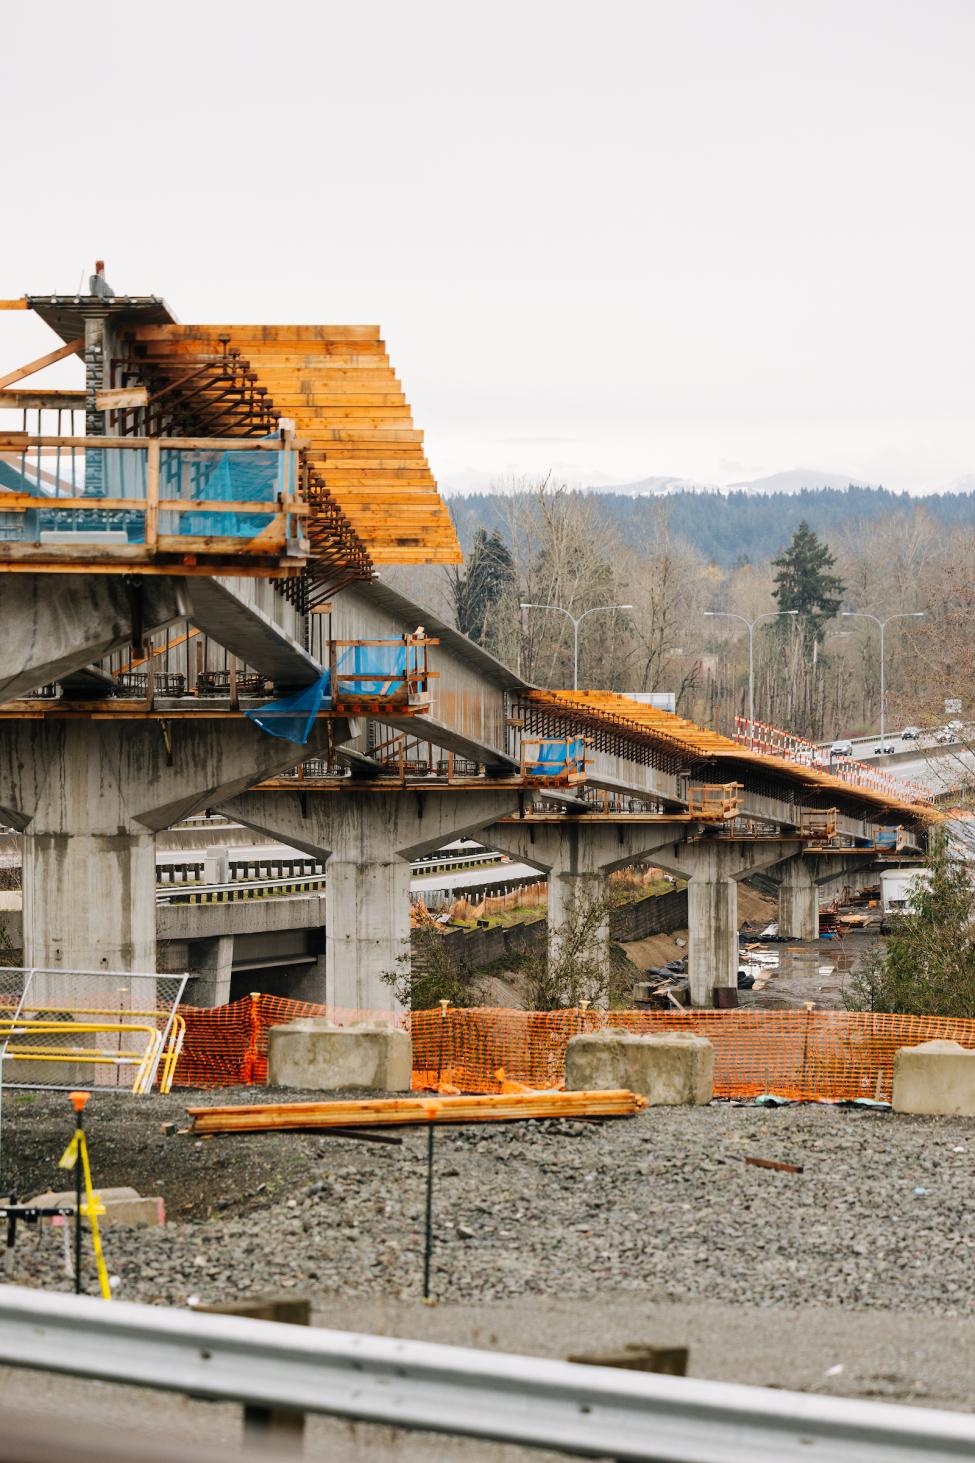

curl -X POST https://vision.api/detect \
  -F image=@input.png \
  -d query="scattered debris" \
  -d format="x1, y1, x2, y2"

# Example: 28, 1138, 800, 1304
568, 1344, 689, 1376
745, 1156, 804, 1174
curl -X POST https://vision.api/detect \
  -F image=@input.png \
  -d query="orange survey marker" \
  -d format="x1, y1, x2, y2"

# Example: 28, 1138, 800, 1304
59, 1091, 111, 1301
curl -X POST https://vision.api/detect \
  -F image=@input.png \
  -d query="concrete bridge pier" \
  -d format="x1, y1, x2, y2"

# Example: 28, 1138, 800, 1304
657, 839, 803, 1007
774, 853, 877, 940
223, 789, 522, 1012
0, 718, 343, 977
486, 820, 688, 994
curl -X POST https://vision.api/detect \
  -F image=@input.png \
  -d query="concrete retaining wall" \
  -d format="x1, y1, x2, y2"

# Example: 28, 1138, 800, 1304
420, 886, 689, 976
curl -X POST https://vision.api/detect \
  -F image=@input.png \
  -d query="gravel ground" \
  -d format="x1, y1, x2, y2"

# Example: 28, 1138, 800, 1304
3, 1089, 975, 1317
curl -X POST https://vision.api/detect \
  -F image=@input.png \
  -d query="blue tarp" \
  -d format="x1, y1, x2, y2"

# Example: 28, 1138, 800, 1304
161, 448, 279, 538
527, 737, 584, 776
243, 674, 331, 744
337, 642, 407, 695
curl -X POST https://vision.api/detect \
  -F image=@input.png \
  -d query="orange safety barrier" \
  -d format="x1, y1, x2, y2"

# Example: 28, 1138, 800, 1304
174, 997, 975, 1102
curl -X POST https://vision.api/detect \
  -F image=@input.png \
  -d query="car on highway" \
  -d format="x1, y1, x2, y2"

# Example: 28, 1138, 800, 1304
936, 726, 955, 744
874, 738, 895, 755
829, 739, 854, 759
901, 726, 921, 740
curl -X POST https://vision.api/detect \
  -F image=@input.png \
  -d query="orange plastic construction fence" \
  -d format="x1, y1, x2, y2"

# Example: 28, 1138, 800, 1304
174, 996, 975, 1102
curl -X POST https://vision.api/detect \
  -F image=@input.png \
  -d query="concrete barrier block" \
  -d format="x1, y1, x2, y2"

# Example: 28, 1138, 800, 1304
267, 1019, 412, 1093
892, 1039, 975, 1116
30, 1185, 165, 1227
566, 1029, 713, 1105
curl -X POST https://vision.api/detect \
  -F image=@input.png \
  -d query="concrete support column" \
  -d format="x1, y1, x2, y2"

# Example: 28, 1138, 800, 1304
326, 857, 412, 1011
658, 838, 804, 1008
547, 867, 611, 985
223, 789, 522, 1013
22, 830, 156, 973
486, 820, 687, 995
188, 935, 235, 1007
776, 855, 820, 941
773, 853, 878, 942
686, 874, 738, 1006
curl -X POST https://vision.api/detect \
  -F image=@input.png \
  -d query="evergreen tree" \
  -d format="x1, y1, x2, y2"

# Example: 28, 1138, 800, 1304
845, 838, 975, 1017
771, 520, 844, 642
451, 528, 516, 651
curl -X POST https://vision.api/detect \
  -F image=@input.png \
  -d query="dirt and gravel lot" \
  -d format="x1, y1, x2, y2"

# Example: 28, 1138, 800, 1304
3, 1087, 974, 1318
4, 1088, 975, 1455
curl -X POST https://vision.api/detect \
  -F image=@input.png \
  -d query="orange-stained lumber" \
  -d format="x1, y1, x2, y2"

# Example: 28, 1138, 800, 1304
128, 323, 461, 565
187, 1089, 647, 1132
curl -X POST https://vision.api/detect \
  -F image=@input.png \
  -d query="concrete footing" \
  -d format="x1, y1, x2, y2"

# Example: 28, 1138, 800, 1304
892, 1039, 975, 1116
30, 1185, 165, 1227
267, 1018, 412, 1092
565, 1029, 713, 1104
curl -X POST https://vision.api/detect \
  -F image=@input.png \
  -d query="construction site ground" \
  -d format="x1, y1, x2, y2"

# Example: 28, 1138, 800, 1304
2, 1086, 975, 1458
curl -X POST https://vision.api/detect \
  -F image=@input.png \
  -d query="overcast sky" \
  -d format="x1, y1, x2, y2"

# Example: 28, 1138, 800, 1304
4, 0, 974, 492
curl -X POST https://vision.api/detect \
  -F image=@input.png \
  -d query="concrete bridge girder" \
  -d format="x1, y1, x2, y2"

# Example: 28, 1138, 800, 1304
0, 717, 349, 975
0, 575, 190, 705
221, 789, 523, 1012
186, 577, 322, 689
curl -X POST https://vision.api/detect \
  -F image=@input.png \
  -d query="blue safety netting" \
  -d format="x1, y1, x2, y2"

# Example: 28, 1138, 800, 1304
527, 737, 584, 776
243, 674, 332, 744
336, 642, 408, 695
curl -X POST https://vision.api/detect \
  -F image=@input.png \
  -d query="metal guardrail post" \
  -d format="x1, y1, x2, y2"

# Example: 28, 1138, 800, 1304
197, 1295, 309, 1452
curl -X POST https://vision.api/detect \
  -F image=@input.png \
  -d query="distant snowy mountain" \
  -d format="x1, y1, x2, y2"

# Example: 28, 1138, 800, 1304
585, 466, 872, 497
726, 467, 871, 494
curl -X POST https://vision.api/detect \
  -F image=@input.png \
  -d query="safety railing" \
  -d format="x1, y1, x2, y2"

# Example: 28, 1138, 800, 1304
0, 969, 188, 1094
734, 716, 934, 805
0, 434, 306, 572
0, 1011, 185, 1094
687, 782, 742, 820
520, 736, 588, 786
800, 807, 837, 841
325, 637, 436, 711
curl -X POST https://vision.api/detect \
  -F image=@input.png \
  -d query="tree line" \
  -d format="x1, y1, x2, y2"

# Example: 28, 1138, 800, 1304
425, 480, 971, 743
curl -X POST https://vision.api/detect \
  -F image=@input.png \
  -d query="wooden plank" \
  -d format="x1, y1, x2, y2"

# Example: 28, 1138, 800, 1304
0, 391, 86, 409
95, 386, 149, 410
0, 436, 287, 450
0, 300, 28, 310
157, 499, 309, 515
186, 1089, 647, 1133
0, 337, 84, 390
0, 495, 146, 510
145, 439, 159, 549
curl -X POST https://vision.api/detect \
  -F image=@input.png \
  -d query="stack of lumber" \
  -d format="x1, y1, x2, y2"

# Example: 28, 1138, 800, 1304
187, 1090, 647, 1134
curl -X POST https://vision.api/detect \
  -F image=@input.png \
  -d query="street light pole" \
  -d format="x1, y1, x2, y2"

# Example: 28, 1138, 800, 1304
841, 611, 926, 749
519, 602, 634, 690
703, 610, 799, 734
